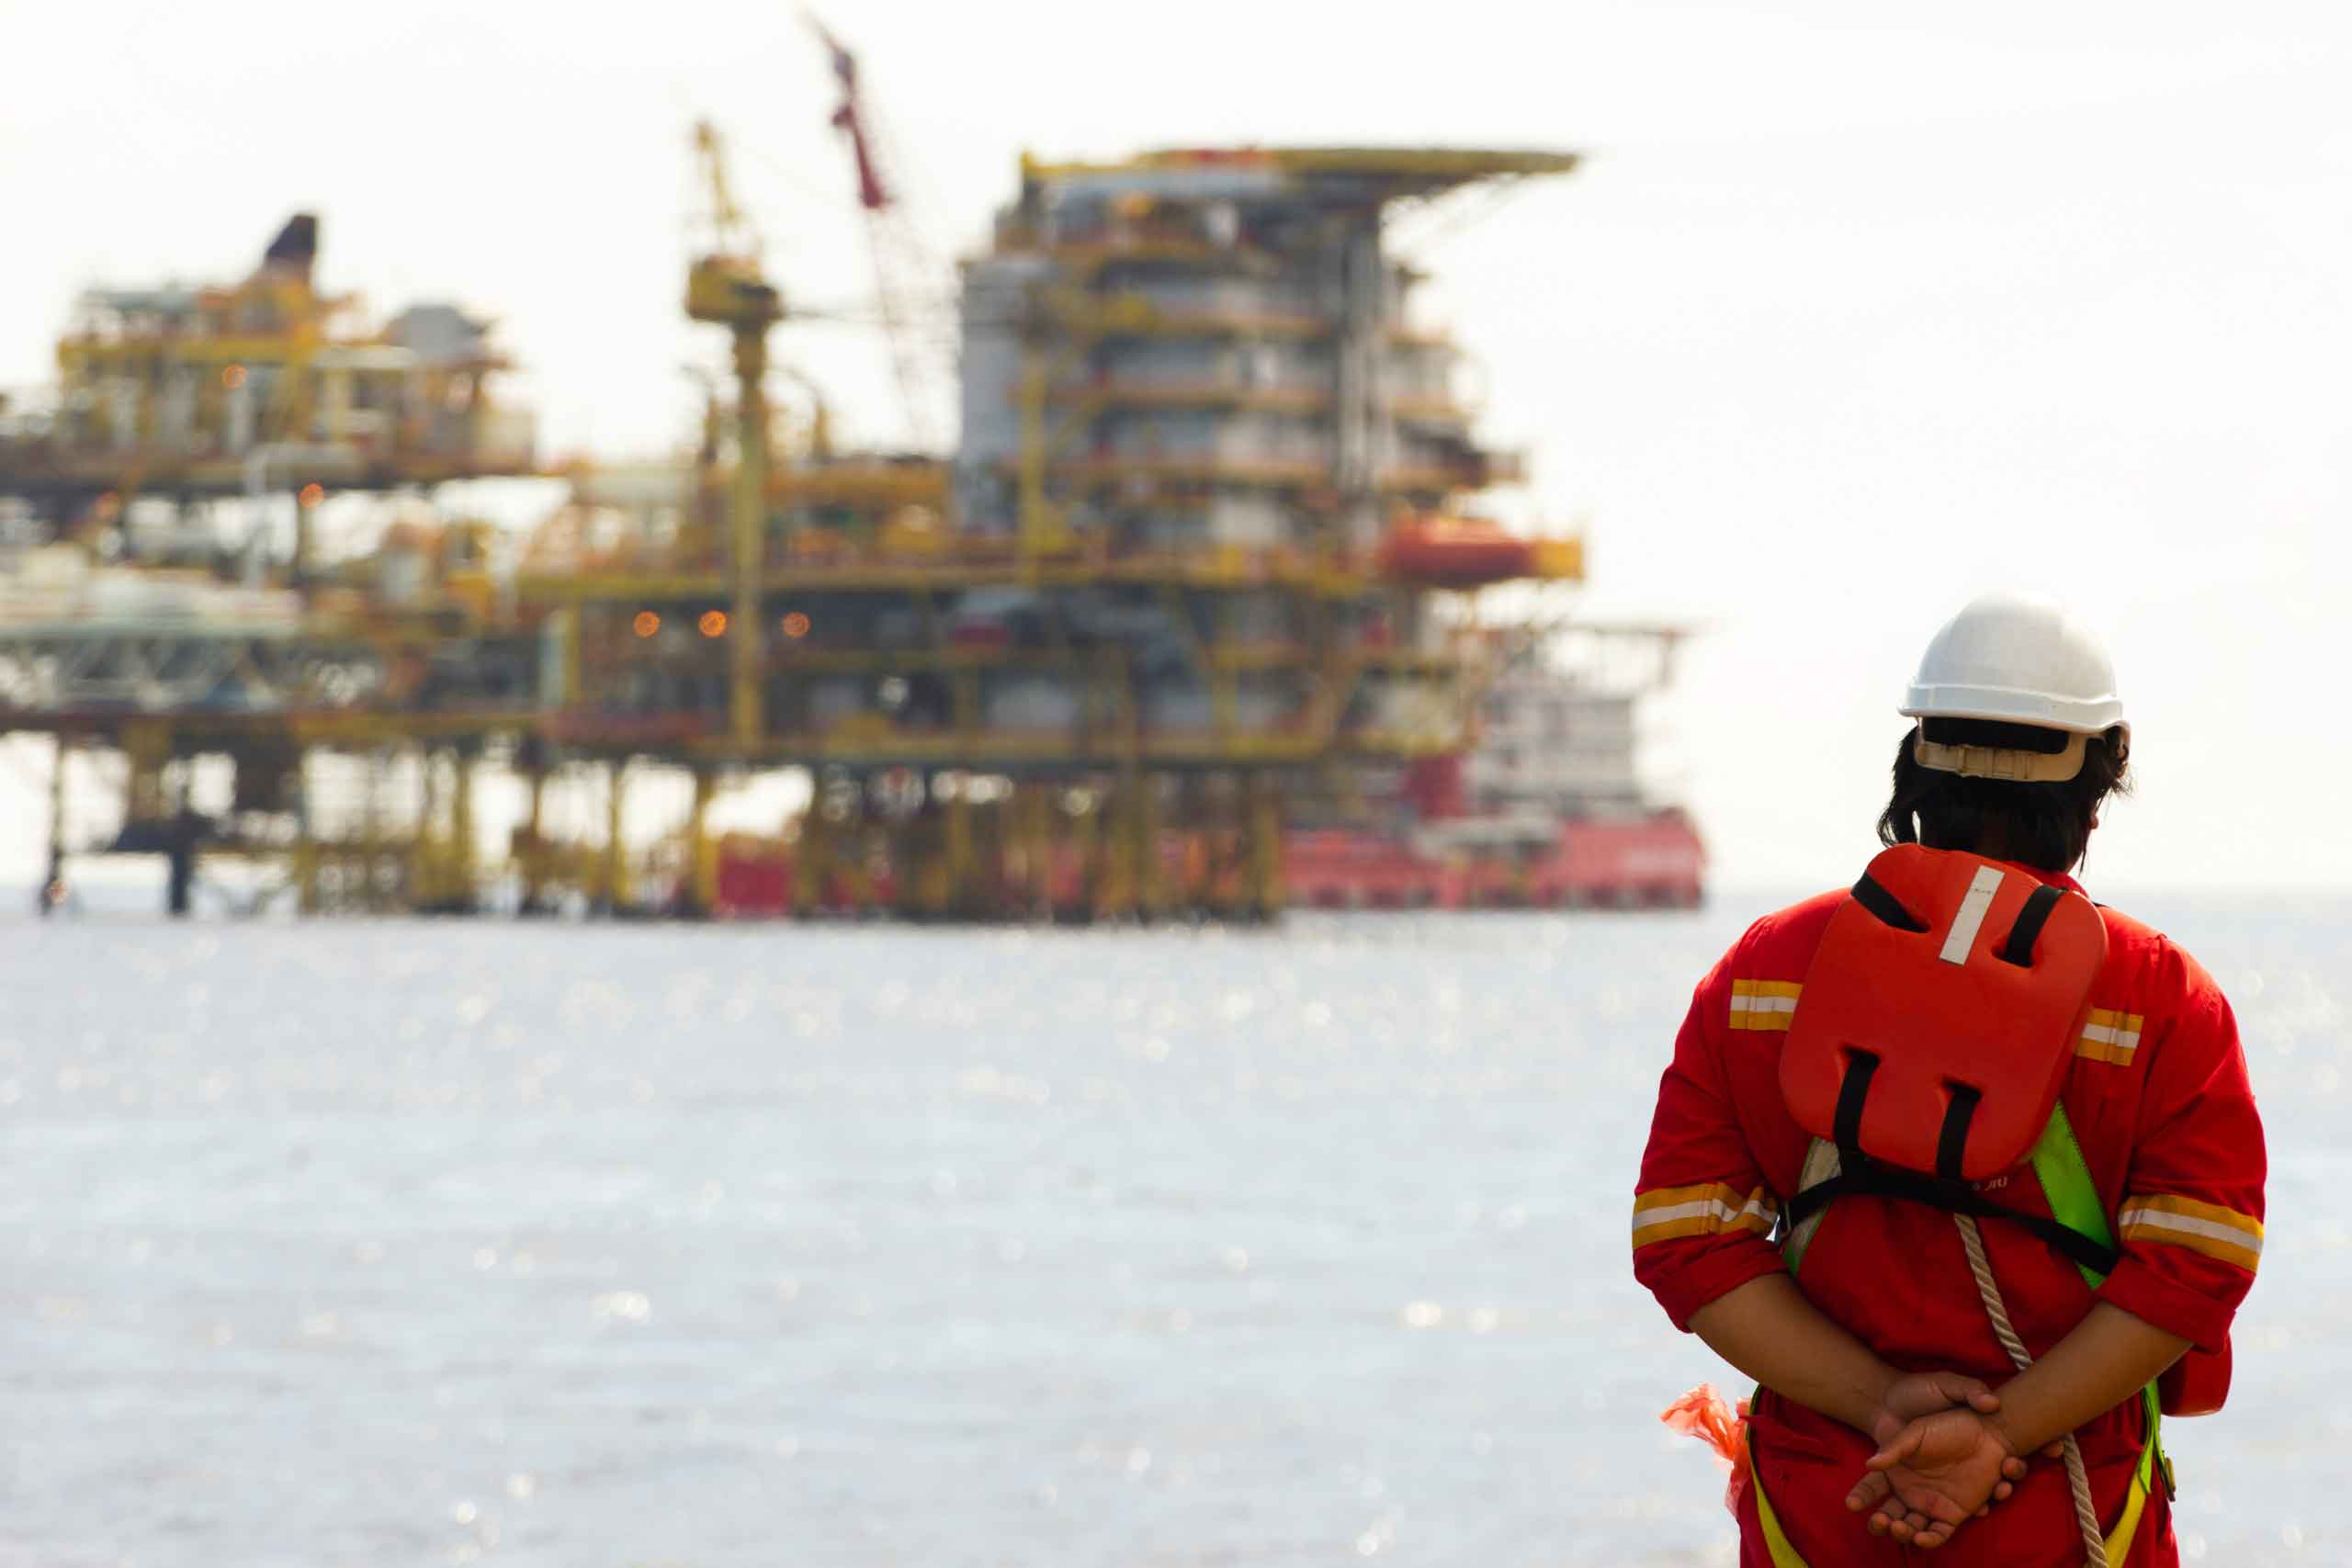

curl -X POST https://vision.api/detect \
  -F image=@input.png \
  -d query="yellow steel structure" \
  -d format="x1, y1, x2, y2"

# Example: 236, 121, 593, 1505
0, 214, 537, 530
685, 120, 784, 748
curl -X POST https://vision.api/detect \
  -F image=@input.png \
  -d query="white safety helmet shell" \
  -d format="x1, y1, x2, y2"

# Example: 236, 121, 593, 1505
1900, 592, 2128, 745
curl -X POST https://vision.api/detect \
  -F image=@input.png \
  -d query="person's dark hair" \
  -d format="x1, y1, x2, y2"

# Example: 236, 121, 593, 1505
1876, 717, 2131, 872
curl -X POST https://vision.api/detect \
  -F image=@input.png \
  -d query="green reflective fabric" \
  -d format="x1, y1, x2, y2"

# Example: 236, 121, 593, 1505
2027, 1101, 2114, 1288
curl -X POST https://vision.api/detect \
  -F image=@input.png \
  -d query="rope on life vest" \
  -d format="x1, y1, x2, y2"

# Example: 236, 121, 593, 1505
1952, 1212, 2109, 1568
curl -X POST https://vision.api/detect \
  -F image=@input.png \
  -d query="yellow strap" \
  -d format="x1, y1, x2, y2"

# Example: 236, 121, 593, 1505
1743, 1387, 2161, 1568
2102, 1385, 2163, 1563
1747, 1444, 1811, 1568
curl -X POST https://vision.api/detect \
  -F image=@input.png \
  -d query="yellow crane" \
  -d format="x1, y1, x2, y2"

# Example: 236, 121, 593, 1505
685, 118, 782, 748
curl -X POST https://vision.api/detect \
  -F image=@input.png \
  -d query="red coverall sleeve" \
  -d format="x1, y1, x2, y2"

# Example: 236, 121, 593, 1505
1632, 950, 1788, 1330
2097, 946, 2267, 1353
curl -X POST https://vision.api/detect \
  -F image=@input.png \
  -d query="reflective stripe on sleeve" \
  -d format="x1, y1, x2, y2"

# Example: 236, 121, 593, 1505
1729, 979, 1803, 1032
2075, 1008, 2145, 1066
1632, 1181, 1780, 1252
2119, 1192, 2263, 1273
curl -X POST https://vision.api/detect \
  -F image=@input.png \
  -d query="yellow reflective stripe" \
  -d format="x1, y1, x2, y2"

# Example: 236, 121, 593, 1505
2104, 1383, 2163, 1563
2106, 1447, 2151, 1562
1631, 1182, 1779, 1252
1747, 1446, 1809, 1568
1730, 979, 1803, 1032
1733, 979, 1804, 998
2076, 1007, 2145, 1065
2120, 1193, 2264, 1273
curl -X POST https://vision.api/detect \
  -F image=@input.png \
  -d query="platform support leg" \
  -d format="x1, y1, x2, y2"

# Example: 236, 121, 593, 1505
450, 750, 477, 913
1245, 771, 1284, 922
688, 767, 718, 916
603, 760, 630, 916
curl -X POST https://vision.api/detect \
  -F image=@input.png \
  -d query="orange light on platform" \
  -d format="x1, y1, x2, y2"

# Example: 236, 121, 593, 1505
632, 611, 661, 637
697, 610, 728, 637
298, 483, 325, 507
221, 364, 247, 390
781, 612, 810, 639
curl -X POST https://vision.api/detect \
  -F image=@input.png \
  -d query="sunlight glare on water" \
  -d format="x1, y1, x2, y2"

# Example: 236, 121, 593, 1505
1, 894, 2344, 1564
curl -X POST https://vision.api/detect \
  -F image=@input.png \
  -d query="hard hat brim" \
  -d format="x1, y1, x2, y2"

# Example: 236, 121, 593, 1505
1900, 682, 2127, 739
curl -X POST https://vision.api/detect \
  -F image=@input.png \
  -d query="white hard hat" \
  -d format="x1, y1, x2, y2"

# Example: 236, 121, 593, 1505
1900, 593, 2128, 781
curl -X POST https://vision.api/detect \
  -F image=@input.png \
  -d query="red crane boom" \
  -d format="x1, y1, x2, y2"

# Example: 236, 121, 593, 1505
808, 16, 942, 450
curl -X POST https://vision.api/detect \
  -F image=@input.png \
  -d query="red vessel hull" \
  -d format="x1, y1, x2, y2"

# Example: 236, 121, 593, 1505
1284, 812, 1706, 911
709, 810, 1705, 919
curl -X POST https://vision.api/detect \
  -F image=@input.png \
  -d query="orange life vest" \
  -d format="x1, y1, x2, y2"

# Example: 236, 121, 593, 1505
1782, 844, 2106, 1182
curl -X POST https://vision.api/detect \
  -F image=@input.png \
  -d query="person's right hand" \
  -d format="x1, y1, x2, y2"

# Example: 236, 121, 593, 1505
1849, 1408, 2022, 1551
1842, 1372, 2031, 1538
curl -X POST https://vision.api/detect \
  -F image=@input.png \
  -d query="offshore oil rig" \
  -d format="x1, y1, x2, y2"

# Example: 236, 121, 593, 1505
0, 47, 1702, 920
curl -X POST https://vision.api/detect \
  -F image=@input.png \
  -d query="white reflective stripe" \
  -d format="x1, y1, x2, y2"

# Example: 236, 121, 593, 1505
2121, 1207, 2265, 1259
1939, 865, 2005, 964
1732, 995, 1798, 1014
2080, 1021, 2142, 1048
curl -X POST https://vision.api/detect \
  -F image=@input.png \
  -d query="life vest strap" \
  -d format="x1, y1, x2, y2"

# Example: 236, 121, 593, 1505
1847, 870, 1927, 933
1781, 1156, 2121, 1278
1795, 1045, 2120, 1276
1997, 883, 2066, 967
1830, 1050, 1879, 1153
1935, 1085, 1984, 1183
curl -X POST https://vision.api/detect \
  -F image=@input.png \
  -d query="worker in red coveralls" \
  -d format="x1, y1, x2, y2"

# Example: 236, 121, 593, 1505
1633, 594, 2264, 1565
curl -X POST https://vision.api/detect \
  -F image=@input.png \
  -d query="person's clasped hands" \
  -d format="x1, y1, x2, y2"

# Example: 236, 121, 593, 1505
1838, 1371, 2061, 1551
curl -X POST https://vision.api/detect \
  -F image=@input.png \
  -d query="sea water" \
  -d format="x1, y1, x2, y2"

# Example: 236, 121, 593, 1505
3, 894, 2344, 1565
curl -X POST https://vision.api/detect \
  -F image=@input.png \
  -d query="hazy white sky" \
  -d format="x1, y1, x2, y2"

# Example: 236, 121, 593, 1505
4, 0, 2345, 892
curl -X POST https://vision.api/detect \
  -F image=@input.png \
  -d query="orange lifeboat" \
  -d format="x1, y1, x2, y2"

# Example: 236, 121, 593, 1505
1375, 516, 1536, 587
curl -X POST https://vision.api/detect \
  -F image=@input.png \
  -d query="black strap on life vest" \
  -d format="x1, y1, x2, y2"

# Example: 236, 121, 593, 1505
1781, 1052, 2121, 1278
1997, 884, 2064, 967
1936, 1085, 1984, 1180
1849, 871, 1928, 933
